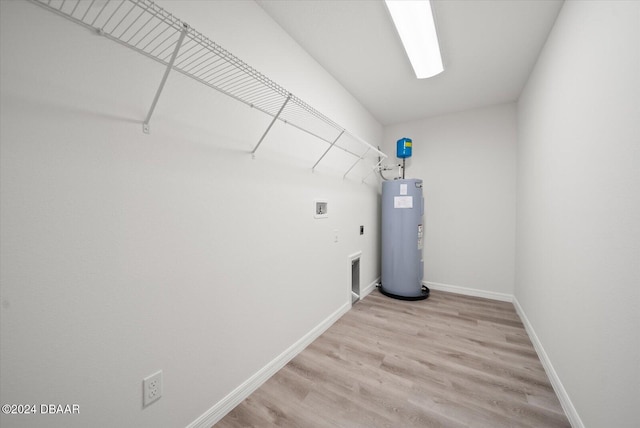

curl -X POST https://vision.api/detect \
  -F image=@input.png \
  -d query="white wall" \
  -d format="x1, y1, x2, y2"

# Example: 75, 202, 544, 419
383, 103, 517, 298
0, 1, 383, 427
516, 1, 640, 427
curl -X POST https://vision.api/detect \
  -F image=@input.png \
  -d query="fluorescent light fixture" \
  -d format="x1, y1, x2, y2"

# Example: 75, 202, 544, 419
385, 0, 444, 79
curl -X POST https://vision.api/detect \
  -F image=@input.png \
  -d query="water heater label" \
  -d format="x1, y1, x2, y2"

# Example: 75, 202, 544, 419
418, 224, 424, 250
394, 196, 413, 209
399, 183, 408, 195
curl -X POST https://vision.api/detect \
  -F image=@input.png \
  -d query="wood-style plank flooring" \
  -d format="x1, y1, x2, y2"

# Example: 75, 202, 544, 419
215, 290, 570, 427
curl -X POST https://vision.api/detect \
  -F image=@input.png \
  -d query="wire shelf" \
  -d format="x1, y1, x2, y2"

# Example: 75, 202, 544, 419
29, 0, 387, 181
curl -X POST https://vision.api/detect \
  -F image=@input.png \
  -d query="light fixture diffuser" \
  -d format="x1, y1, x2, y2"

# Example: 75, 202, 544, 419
385, 0, 444, 79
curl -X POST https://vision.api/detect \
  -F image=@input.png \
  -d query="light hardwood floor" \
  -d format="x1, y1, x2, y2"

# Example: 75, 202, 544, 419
215, 290, 570, 427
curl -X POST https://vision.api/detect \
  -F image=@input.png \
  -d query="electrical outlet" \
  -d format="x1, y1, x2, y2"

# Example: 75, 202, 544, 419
143, 370, 162, 407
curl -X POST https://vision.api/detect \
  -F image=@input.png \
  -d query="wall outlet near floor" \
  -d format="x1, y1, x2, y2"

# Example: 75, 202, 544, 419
143, 370, 162, 407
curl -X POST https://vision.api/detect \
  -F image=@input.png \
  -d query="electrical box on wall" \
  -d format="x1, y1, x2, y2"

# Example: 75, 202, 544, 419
314, 200, 328, 218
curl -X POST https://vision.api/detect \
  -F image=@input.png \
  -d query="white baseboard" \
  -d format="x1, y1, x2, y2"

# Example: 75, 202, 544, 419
359, 277, 380, 300
512, 298, 584, 428
425, 281, 582, 426
187, 283, 582, 428
186, 301, 351, 428
424, 281, 513, 302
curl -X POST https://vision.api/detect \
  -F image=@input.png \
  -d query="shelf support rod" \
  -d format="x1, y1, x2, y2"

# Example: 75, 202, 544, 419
143, 23, 189, 134
251, 94, 291, 157
343, 147, 371, 180
312, 130, 345, 172
361, 158, 384, 183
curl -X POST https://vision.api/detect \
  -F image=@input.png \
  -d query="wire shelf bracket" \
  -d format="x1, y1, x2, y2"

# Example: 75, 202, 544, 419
343, 147, 371, 180
143, 22, 188, 134
312, 130, 345, 172
27, 0, 388, 181
251, 93, 291, 158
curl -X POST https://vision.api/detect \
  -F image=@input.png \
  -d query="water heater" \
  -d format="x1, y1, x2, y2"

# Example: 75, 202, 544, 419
380, 178, 428, 300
